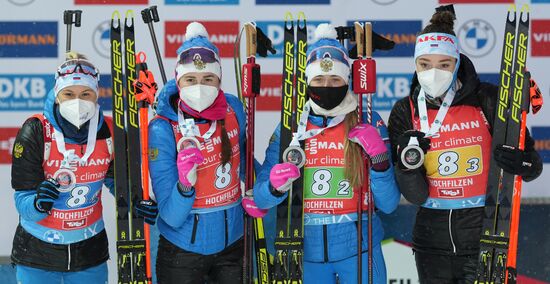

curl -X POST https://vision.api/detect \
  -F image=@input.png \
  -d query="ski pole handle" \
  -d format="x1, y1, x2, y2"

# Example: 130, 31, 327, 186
242, 23, 261, 99
63, 10, 82, 52
141, 6, 167, 84
63, 10, 82, 26
141, 5, 159, 23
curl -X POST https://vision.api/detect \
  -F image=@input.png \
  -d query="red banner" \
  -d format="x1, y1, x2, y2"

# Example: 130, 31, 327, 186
532, 20, 550, 57
0, 128, 20, 164
257, 74, 282, 111
165, 21, 239, 58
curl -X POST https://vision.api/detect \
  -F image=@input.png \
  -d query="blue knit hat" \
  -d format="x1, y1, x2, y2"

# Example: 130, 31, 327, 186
175, 22, 222, 83
306, 23, 350, 84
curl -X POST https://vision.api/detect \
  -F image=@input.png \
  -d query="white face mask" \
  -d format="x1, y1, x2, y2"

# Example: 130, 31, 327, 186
417, 68, 454, 98
179, 84, 219, 112
58, 99, 97, 129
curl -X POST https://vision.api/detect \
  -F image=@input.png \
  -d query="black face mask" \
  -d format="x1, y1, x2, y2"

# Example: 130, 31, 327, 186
307, 85, 349, 110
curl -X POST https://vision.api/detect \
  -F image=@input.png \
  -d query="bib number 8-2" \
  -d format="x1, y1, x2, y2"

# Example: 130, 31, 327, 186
311, 169, 351, 196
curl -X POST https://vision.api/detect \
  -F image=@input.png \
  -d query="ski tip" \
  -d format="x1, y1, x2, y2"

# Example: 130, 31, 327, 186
125, 9, 135, 19
244, 21, 257, 29
519, 4, 529, 14
506, 4, 517, 22
297, 11, 306, 21
284, 12, 294, 22
111, 10, 121, 21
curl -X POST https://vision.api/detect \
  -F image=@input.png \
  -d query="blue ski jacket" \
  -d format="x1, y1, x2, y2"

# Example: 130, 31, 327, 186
148, 79, 247, 255
253, 110, 400, 263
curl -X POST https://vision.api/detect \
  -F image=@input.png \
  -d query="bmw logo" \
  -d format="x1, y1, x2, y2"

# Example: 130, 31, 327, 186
92, 20, 111, 59
458, 19, 496, 58
44, 230, 64, 244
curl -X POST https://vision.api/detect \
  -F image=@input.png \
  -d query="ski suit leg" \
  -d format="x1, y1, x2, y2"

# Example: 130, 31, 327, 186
334, 244, 386, 284
451, 253, 477, 284
414, 251, 454, 283
16, 265, 62, 284
63, 262, 108, 284
156, 235, 211, 284
209, 239, 243, 284
303, 261, 336, 284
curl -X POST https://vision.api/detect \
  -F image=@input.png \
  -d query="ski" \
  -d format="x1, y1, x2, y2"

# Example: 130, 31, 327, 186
289, 12, 307, 284
124, 10, 149, 284
111, 10, 148, 284
111, 11, 132, 284
273, 12, 307, 284
273, 12, 296, 283
476, 5, 530, 284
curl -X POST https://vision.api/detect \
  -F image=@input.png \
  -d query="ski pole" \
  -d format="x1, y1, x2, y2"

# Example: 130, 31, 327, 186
234, 25, 244, 103
133, 51, 158, 284
505, 71, 543, 284
364, 22, 375, 284
63, 10, 82, 52
141, 6, 167, 85
352, 21, 377, 284
241, 22, 261, 284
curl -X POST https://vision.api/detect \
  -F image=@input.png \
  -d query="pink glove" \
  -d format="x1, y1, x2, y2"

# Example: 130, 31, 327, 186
269, 162, 300, 193
177, 148, 205, 187
348, 124, 389, 171
242, 190, 268, 218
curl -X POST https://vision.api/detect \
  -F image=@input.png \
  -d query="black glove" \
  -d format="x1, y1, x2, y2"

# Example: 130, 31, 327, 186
494, 144, 534, 176
348, 31, 396, 59
256, 26, 276, 58
34, 179, 60, 214
397, 131, 431, 169
135, 199, 158, 225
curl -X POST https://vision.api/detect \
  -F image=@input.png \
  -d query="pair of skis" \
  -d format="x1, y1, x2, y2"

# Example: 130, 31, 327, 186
476, 4, 542, 284
273, 12, 307, 284
110, 10, 153, 284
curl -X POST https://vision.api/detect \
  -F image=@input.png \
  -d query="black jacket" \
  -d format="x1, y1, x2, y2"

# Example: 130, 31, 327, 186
387, 54, 543, 255
10, 116, 113, 271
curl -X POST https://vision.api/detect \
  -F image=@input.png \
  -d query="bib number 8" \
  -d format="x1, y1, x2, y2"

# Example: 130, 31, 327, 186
67, 186, 89, 207
311, 169, 350, 197
438, 151, 459, 176
215, 163, 232, 189
312, 169, 332, 195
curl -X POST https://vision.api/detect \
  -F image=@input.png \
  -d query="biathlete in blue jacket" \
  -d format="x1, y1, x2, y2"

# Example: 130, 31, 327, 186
147, 22, 248, 283
253, 24, 401, 284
